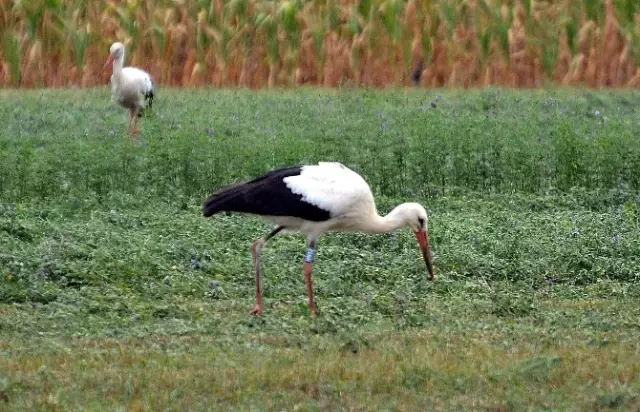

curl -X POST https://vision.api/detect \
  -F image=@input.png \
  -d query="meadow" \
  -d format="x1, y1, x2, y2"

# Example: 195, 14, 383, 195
1, 87, 640, 410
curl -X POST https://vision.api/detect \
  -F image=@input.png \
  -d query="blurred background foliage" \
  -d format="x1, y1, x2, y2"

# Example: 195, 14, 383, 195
0, 0, 639, 88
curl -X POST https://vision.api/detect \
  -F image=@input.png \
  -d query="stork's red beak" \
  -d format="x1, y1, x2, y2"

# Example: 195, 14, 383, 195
103, 53, 115, 70
415, 231, 435, 280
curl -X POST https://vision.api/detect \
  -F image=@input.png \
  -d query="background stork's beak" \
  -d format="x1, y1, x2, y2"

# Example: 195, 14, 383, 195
103, 53, 115, 70
414, 231, 435, 280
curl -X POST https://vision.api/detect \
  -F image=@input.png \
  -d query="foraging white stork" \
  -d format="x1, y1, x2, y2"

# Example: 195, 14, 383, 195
104, 42, 154, 136
202, 162, 435, 316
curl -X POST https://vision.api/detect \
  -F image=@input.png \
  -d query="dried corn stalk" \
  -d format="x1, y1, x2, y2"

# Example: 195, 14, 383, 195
0, 0, 639, 88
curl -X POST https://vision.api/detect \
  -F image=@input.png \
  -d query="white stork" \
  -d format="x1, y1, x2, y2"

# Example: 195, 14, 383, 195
202, 162, 435, 316
104, 42, 154, 136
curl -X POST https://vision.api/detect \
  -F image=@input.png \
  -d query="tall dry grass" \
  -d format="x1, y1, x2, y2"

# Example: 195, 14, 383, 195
1, 0, 639, 88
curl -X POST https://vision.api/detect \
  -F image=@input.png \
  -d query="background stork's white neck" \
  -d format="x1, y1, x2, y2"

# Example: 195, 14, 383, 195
111, 53, 125, 78
358, 203, 413, 234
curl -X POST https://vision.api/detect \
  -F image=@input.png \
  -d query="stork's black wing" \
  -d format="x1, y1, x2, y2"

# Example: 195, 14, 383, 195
202, 165, 332, 222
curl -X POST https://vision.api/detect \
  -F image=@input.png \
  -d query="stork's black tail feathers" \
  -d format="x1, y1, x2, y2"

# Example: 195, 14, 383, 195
138, 90, 155, 118
146, 90, 154, 109
202, 185, 245, 217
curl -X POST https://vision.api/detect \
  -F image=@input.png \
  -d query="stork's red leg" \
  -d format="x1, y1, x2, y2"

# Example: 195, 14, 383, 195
248, 226, 284, 316
304, 263, 316, 316
304, 241, 317, 316
127, 111, 133, 134
132, 109, 140, 136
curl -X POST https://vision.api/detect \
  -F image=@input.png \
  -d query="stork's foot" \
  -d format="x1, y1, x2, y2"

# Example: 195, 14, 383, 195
132, 128, 139, 137
249, 304, 263, 316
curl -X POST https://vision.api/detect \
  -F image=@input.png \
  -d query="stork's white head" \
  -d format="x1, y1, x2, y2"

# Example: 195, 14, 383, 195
104, 42, 125, 69
109, 42, 125, 57
394, 202, 429, 232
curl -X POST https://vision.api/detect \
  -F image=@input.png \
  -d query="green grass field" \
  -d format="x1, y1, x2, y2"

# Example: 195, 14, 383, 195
1, 87, 640, 411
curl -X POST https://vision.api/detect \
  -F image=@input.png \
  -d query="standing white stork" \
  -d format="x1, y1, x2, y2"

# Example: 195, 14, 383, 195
202, 162, 435, 316
104, 42, 154, 136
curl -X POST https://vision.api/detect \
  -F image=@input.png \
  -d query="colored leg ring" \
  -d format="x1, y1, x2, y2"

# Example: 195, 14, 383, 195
304, 247, 315, 263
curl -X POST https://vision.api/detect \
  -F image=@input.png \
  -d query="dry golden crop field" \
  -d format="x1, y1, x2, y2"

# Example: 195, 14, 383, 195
1, 0, 639, 88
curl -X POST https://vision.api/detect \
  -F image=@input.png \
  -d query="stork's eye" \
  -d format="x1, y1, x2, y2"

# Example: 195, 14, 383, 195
418, 217, 425, 227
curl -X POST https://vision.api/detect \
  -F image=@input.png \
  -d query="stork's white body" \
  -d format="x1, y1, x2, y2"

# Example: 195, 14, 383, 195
110, 67, 153, 111
266, 162, 381, 236
105, 42, 154, 135
202, 161, 435, 316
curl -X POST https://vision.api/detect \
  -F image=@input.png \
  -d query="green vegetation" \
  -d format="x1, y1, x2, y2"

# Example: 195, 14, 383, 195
1, 88, 640, 410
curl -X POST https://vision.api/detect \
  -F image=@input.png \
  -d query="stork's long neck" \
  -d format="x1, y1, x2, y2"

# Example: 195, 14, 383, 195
111, 55, 124, 79
357, 204, 408, 234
